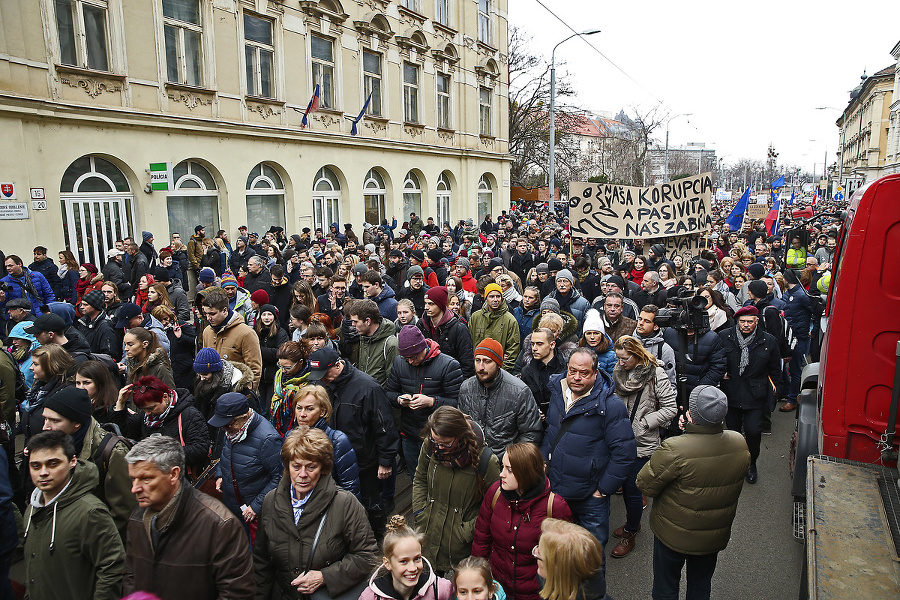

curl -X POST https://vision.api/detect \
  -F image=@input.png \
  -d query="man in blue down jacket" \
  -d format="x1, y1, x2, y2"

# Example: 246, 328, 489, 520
211, 393, 283, 536
385, 325, 463, 479
541, 346, 636, 569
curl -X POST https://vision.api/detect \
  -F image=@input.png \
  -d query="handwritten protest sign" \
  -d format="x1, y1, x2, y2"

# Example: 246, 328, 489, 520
747, 204, 769, 220
651, 233, 705, 263
569, 173, 713, 238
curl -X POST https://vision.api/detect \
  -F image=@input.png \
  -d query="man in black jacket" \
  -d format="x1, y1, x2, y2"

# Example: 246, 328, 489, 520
310, 346, 399, 537
719, 306, 782, 484
28, 246, 62, 299
417, 286, 474, 379
509, 238, 535, 283
396, 265, 429, 317
75, 290, 119, 358
521, 327, 565, 418
242, 255, 272, 296
632, 271, 668, 311
385, 325, 462, 479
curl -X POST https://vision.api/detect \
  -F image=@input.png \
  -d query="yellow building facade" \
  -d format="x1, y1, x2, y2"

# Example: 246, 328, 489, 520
0, 0, 510, 264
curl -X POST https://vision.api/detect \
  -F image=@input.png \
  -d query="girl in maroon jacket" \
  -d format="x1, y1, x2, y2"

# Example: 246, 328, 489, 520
471, 443, 572, 600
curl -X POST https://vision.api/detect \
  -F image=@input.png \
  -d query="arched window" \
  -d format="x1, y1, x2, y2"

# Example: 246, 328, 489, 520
246, 162, 286, 235
436, 172, 451, 226
60, 155, 133, 266
363, 168, 386, 227
477, 174, 493, 223
313, 166, 341, 233
402, 171, 422, 220
167, 160, 219, 243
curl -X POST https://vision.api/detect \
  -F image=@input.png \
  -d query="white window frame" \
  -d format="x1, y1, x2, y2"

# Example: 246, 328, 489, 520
403, 171, 422, 218
479, 86, 492, 136
311, 34, 336, 109
436, 172, 451, 225
403, 62, 420, 124
243, 12, 275, 98
163, 0, 203, 87
54, 0, 111, 71
477, 0, 491, 45
436, 72, 451, 129
364, 168, 387, 226
246, 162, 286, 233
435, 0, 450, 27
363, 49, 382, 117
313, 167, 341, 234
167, 160, 221, 244
401, 0, 420, 11
477, 174, 493, 223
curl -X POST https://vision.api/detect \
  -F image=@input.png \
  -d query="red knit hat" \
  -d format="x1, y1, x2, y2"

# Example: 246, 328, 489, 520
474, 338, 504, 365
425, 286, 449, 313
250, 289, 269, 306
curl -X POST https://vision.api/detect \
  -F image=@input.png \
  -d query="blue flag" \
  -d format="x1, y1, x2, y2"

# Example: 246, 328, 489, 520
787, 191, 795, 207
350, 92, 373, 136
771, 174, 785, 188
725, 187, 750, 230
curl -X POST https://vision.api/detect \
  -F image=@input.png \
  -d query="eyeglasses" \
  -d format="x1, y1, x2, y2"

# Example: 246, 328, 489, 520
430, 436, 457, 450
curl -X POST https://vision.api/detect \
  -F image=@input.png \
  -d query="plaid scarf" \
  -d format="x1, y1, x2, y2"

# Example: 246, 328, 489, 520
144, 391, 178, 429
735, 326, 757, 376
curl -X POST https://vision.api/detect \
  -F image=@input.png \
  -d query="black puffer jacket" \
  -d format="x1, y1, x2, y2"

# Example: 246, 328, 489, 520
324, 361, 399, 470
110, 388, 211, 471
662, 327, 727, 402
417, 311, 475, 379
384, 341, 463, 438
258, 326, 290, 386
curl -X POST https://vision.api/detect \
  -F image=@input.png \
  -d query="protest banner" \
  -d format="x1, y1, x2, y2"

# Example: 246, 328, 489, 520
568, 173, 713, 238
747, 203, 769, 220
650, 233, 705, 263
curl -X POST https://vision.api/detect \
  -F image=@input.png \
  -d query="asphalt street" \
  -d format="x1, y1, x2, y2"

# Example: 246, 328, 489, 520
605, 406, 805, 600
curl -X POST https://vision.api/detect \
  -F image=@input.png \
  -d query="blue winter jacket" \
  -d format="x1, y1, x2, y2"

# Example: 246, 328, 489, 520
782, 284, 812, 340
541, 371, 637, 500
316, 418, 361, 500
1, 269, 56, 315
374, 285, 398, 321
216, 411, 284, 516
58, 268, 80, 303
513, 305, 540, 341
597, 333, 617, 376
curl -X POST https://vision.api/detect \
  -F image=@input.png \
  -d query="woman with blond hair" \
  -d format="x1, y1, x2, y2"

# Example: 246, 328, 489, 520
608, 335, 677, 559
535, 519, 606, 600
290, 383, 360, 498
254, 426, 378, 600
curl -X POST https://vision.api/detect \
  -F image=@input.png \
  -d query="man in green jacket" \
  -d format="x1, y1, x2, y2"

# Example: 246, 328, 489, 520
468, 283, 520, 371
351, 299, 398, 386
637, 385, 750, 600
40, 387, 136, 538
23, 430, 125, 600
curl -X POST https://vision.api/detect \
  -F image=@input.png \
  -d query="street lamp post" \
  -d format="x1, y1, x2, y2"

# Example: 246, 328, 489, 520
664, 113, 692, 182
549, 29, 601, 213
816, 106, 847, 194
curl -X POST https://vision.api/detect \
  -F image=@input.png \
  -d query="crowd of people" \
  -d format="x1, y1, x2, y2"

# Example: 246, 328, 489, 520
0, 195, 843, 600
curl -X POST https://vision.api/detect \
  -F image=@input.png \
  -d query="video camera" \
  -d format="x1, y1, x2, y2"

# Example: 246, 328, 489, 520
655, 290, 709, 331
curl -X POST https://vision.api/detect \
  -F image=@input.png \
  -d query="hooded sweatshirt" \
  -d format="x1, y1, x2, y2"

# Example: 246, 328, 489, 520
24, 459, 125, 600
358, 558, 454, 600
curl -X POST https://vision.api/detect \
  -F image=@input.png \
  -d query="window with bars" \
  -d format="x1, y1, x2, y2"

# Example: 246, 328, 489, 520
477, 0, 491, 44
363, 50, 382, 117
479, 87, 492, 136
244, 13, 274, 98
311, 34, 335, 109
437, 73, 451, 129
55, 0, 110, 71
403, 63, 419, 124
435, 0, 449, 26
163, 0, 202, 86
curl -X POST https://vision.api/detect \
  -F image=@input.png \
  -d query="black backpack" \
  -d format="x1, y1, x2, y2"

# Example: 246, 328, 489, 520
92, 422, 137, 483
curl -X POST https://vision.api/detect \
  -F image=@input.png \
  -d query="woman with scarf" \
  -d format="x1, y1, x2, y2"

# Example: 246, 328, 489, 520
57, 250, 80, 303
141, 282, 172, 315
133, 274, 155, 308
75, 263, 104, 308
608, 335, 677, 558
256, 304, 290, 407
496, 274, 522, 312
268, 340, 310, 435
626, 255, 648, 285
471, 443, 571, 600
21, 344, 75, 442
7, 321, 39, 389
578, 309, 616, 375
112, 375, 210, 473
412, 406, 500, 574
697, 286, 734, 333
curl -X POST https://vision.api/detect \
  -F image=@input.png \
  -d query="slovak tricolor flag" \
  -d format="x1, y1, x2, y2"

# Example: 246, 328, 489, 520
765, 198, 781, 236
301, 84, 321, 128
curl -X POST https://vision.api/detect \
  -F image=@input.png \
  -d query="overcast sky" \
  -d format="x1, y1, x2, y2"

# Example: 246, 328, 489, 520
510, 0, 900, 178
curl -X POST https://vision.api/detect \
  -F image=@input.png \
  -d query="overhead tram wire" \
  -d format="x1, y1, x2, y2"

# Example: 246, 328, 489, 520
529, 0, 668, 109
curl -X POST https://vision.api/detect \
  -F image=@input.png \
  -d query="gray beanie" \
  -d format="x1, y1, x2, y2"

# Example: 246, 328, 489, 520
689, 385, 728, 427
555, 269, 575, 284
536, 263, 549, 274
406, 265, 424, 279
540, 297, 560, 314
353, 263, 369, 278
455, 257, 470, 271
